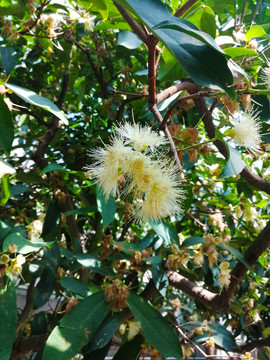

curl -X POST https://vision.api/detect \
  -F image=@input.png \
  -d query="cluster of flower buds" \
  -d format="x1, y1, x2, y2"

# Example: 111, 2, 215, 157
88, 122, 184, 222
0, 243, 26, 276
104, 279, 129, 311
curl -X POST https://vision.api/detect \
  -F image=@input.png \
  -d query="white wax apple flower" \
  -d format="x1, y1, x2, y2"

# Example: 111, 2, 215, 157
115, 122, 166, 152
228, 109, 262, 154
88, 138, 129, 199
260, 62, 270, 89
137, 167, 183, 221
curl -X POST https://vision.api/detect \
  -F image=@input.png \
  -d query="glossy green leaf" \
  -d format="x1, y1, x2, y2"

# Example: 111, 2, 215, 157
223, 47, 258, 59
149, 219, 179, 246
194, 322, 237, 352
96, 186, 116, 228
91, 0, 107, 11
66, 206, 97, 216
126, 292, 182, 359
41, 200, 61, 240
0, 174, 10, 206
217, 243, 251, 270
151, 264, 168, 297
0, 47, 18, 73
76, 253, 114, 276
116, 0, 233, 95
112, 240, 140, 254
245, 25, 268, 41
41, 163, 68, 174
187, 5, 216, 38
158, 48, 187, 82
34, 244, 60, 308
87, 313, 123, 352
117, 30, 142, 49
219, 144, 245, 179
3, 233, 53, 254
180, 236, 205, 249
113, 334, 144, 360
0, 95, 13, 154
42, 292, 109, 360
5, 83, 68, 125
0, 3, 25, 17
0, 278, 17, 360
60, 277, 92, 298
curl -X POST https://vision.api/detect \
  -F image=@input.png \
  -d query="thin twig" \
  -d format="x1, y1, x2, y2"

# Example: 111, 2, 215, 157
150, 104, 183, 173
250, 0, 262, 27
174, 0, 199, 18
239, 0, 247, 28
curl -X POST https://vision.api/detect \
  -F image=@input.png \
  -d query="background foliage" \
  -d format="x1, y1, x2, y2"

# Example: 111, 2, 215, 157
1, 0, 270, 359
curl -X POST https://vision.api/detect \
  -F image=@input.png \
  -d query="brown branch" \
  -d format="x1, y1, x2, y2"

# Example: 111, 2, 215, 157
251, 0, 262, 27
186, 84, 270, 195
11, 334, 48, 360
156, 82, 198, 105
65, 34, 108, 98
17, 281, 35, 330
215, 220, 270, 310
160, 90, 209, 129
174, 0, 199, 18
150, 104, 183, 173
239, 0, 247, 28
148, 35, 159, 105
238, 337, 270, 352
167, 271, 219, 309
20, 0, 50, 35
113, 2, 148, 44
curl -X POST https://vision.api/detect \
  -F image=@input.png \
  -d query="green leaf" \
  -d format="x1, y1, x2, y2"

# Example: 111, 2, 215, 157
16, 170, 47, 185
151, 264, 168, 297
217, 243, 251, 270
41, 163, 68, 174
0, 46, 18, 73
0, 174, 10, 206
34, 244, 60, 308
126, 292, 182, 359
42, 292, 109, 360
187, 5, 216, 38
245, 25, 268, 41
65, 206, 97, 216
112, 334, 144, 360
76, 253, 114, 276
0, 278, 17, 360
180, 236, 205, 249
223, 47, 258, 59
112, 240, 140, 254
87, 313, 123, 352
96, 186, 116, 228
149, 219, 179, 246
117, 30, 142, 49
194, 322, 237, 352
41, 200, 61, 240
3, 233, 54, 254
157, 48, 187, 82
60, 277, 93, 298
116, 0, 233, 95
219, 144, 245, 179
91, 0, 107, 11
0, 95, 13, 154
0, 4, 25, 18
255, 199, 268, 208
5, 83, 68, 125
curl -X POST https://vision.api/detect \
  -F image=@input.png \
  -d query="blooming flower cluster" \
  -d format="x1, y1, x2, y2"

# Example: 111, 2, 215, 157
218, 261, 231, 289
228, 109, 262, 154
0, 243, 26, 276
88, 122, 183, 222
